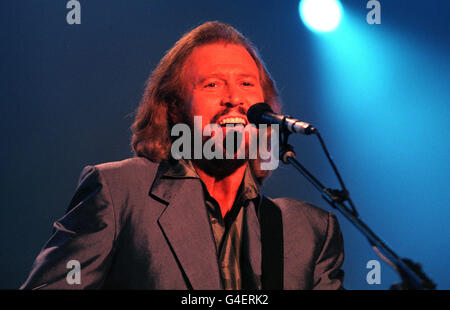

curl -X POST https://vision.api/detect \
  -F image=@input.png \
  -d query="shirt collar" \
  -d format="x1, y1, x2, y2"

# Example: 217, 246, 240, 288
162, 159, 261, 203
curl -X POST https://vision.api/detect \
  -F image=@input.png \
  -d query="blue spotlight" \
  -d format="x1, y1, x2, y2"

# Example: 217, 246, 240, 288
299, 0, 343, 33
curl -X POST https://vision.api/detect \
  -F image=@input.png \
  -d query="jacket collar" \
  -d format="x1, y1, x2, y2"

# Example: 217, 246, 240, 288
159, 159, 262, 207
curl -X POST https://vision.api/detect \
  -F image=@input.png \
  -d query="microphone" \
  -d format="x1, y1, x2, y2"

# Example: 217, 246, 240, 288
247, 103, 317, 135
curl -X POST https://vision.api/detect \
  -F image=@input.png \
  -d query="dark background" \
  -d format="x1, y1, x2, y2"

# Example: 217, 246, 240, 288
1, 0, 448, 289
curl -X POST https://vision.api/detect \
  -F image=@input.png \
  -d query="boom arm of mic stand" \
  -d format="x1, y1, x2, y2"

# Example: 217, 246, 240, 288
280, 137, 436, 290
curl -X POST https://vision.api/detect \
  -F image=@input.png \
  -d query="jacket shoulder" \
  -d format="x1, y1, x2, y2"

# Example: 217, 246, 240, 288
273, 197, 329, 218
74, 157, 160, 205
272, 197, 334, 235
84, 157, 159, 185
73, 157, 161, 222
95, 157, 158, 174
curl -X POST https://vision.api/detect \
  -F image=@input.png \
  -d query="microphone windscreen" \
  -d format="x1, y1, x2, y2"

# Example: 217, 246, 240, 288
247, 102, 273, 124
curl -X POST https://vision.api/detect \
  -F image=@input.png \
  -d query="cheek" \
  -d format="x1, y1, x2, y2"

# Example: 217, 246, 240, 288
251, 85, 265, 103
188, 104, 216, 133
190, 94, 218, 118
190, 105, 214, 120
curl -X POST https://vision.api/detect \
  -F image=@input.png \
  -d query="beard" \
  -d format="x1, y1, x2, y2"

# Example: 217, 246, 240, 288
193, 126, 249, 179
179, 106, 252, 179
192, 157, 247, 180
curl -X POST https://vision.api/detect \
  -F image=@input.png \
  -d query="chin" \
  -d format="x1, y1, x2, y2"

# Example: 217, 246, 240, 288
193, 158, 247, 180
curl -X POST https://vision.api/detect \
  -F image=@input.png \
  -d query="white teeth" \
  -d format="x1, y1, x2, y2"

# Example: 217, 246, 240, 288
218, 117, 247, 126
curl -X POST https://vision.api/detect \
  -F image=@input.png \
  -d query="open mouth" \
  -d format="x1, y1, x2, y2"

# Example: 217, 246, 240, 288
218, 116, 247, 126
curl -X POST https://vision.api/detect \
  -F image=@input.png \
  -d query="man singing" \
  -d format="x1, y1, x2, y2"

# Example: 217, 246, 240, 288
21, 21, 344, 290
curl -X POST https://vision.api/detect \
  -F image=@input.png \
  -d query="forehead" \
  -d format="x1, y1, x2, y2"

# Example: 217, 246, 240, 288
183, 43, 260, 79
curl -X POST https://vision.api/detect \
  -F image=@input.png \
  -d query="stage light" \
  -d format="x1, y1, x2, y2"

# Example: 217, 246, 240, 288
299, 0, 343, 33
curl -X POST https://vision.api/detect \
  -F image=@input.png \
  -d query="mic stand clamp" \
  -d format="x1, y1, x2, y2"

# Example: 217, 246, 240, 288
279, 118, 296, 164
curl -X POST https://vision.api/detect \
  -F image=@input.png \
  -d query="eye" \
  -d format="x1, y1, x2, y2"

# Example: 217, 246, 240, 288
204, 82, 217, 88
241, 81, 254, 87
202, 79, 223, 89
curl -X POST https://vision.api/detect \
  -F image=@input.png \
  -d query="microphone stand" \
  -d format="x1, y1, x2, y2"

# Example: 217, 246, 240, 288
278, 125, 436, 290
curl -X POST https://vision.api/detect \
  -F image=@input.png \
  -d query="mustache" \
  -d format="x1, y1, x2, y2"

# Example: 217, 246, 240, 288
210, 106, 247, 124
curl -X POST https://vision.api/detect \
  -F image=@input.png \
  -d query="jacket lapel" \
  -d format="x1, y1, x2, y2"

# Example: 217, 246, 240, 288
150, 164, 223, 289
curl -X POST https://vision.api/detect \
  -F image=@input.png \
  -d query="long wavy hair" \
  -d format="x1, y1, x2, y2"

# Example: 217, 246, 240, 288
131, 21, 281, 183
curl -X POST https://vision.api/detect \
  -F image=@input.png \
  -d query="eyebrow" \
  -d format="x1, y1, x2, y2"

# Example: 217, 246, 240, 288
197, 73, 259, 83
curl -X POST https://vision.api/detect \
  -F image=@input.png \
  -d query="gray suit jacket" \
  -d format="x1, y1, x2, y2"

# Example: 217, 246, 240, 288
21, 157, 344, 290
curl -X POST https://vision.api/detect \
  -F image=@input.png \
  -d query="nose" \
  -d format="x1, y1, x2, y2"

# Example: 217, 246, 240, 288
221, 84, 243, 107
